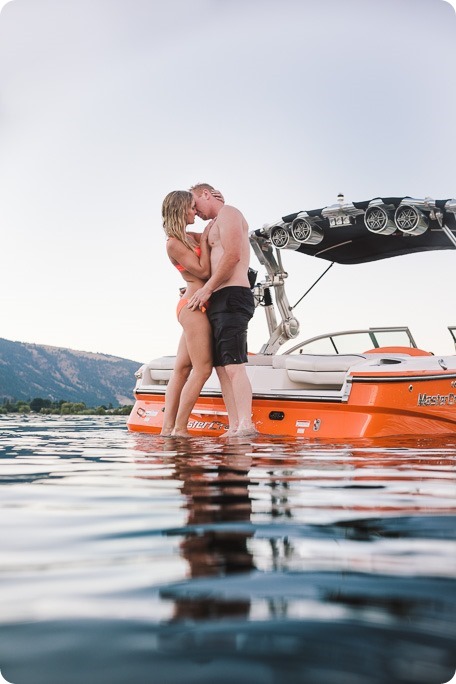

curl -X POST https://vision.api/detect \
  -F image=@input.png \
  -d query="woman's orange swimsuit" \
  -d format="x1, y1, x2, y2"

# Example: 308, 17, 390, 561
176, 296, 207, 318
174, 245, 201, 272
174, 245, 206, 318
176, 297, 189, 318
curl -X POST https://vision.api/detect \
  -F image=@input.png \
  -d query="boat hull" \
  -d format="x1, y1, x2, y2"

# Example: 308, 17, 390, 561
127, 372, 456, 439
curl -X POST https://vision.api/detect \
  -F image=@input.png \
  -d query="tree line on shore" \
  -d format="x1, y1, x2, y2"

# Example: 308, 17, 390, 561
0, 397, 133, 415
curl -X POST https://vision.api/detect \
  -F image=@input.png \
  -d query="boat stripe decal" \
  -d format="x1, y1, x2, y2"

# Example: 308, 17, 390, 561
351, 373, 456, 383
134, 389, 344, 403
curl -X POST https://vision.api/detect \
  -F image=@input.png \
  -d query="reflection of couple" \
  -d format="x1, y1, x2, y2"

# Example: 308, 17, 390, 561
161, 183, 256, 438
169, 451, 255, 621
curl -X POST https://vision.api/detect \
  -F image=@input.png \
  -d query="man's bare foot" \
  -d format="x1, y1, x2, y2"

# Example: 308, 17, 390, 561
230, 423, 258, 438
171, 430, 191, 438
232, 428, 258, 438
219, 427, 238, 439
219, 425, 258, 439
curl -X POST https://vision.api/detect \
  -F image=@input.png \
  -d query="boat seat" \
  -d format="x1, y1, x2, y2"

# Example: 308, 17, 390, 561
273, 353, 367, 388
246, 354, 275, 366
146, 354, 275, 384
147, 356, 175, 383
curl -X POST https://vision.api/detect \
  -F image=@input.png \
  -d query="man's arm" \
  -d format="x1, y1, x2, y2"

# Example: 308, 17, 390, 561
187, 207, 242, 310
205, 207, 243, 292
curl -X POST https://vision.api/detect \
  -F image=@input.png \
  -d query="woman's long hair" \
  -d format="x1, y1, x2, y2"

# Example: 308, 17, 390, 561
162, 190, 194, 249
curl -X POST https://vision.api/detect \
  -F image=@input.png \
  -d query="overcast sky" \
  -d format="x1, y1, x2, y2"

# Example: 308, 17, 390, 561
1, 0, 455, 363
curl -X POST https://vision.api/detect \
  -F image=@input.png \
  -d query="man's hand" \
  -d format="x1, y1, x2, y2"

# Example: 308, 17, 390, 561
187, 286, 212, 311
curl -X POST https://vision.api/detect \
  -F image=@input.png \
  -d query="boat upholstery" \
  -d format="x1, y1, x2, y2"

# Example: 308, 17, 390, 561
274, 353, 367, 388
144, 353, 369, 389
147, 356, 175, 383
247, 354, 275, 366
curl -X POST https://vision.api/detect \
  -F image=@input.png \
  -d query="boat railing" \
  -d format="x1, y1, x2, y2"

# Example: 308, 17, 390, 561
283, 326, 417, 355
449, 326, 456, 350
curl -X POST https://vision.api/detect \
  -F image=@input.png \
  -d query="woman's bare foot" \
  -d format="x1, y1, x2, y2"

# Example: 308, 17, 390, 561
160, 423, 176, 437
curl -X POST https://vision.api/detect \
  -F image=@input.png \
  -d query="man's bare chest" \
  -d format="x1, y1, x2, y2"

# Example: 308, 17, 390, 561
208, 221, 221, 249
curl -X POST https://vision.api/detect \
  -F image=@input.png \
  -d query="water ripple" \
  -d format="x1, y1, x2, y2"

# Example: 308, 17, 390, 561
0, 415, 455, 684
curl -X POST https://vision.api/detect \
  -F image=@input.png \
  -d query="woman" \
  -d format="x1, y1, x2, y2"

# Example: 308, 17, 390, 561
160, 190, 213, 437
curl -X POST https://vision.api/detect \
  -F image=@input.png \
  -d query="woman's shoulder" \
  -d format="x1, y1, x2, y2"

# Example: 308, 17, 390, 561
166, 236, 180, 255
166, 235, 194, 257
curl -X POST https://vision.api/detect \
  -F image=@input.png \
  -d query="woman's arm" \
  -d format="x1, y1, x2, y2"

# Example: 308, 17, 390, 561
186, 230, 201, 243
197, 227, 211, 277
166, 237, 211, 279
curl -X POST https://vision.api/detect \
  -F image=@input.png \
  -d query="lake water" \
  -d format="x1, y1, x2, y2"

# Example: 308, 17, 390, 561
0, 415, 455, 684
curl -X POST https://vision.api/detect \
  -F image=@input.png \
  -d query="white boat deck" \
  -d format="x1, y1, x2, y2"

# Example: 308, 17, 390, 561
134, 350, 456, 403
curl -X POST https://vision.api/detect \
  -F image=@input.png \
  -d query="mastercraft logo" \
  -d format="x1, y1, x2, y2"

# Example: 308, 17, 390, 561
417, 392, 456, 407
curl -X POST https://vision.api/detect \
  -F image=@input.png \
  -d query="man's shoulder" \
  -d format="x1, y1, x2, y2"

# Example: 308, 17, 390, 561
218, 204, 247, 224
220, 203, 241, 215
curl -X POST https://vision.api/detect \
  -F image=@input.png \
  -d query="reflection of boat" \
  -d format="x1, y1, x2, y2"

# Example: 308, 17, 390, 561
128, 196, 456, 439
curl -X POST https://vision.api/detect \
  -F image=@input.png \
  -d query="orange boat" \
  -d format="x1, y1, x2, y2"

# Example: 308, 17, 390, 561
128, 195, 456, 439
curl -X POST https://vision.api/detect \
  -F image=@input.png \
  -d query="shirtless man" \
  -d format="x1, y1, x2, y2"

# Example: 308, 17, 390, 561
187, 183, 256, 437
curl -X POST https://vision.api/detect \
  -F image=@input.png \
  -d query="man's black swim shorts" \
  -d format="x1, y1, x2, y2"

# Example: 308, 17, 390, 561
207, 286, 255, 366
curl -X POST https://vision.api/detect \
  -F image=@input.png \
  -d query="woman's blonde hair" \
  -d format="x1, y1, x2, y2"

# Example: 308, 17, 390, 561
162, 190, 193, 249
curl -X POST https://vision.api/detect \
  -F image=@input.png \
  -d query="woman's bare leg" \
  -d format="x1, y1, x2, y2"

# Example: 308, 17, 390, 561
172, 308, 213, 436
160, 334, 191, 436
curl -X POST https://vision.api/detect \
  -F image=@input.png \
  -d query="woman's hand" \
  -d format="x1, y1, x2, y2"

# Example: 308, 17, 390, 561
200, 224, 211, 243
210, 189, 225, 203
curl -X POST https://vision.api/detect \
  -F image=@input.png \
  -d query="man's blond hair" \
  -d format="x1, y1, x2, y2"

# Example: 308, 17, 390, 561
190, 183, 225, 203
189, 182, 215, 196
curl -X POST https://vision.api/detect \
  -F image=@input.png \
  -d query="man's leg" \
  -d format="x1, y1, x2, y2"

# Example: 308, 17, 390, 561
224, 363, 256, 436
216, 365, 238, 434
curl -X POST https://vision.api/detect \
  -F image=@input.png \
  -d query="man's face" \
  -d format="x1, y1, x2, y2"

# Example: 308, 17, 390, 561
192, 190, 209, 220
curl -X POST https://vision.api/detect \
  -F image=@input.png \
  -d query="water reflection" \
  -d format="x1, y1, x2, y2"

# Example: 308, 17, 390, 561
133, 433, 456, 626
0, 417, 455, 684
170, 449, 254, 621
131, 433, 456, 683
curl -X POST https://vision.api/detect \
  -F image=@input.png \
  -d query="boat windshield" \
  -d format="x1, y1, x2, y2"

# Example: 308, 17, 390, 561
283, 327, 417, 355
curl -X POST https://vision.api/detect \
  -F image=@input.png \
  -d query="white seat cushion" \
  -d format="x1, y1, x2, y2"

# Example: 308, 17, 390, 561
147, 356, 175, 382
247, 354, 275, 366
274, 353, 366, 388
147, 356, 176, 369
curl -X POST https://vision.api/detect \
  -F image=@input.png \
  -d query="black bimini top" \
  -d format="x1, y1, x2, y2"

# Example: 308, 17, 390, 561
266, 196, 456, 265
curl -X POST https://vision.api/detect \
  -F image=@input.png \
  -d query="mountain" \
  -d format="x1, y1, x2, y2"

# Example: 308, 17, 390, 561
0, 338, 142, 406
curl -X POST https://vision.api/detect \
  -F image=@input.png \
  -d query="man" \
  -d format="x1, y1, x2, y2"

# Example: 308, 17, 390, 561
187, 183, 256, 437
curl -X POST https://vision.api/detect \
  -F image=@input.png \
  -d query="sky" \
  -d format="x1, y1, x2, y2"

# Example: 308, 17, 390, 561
0, 0, 455, 364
